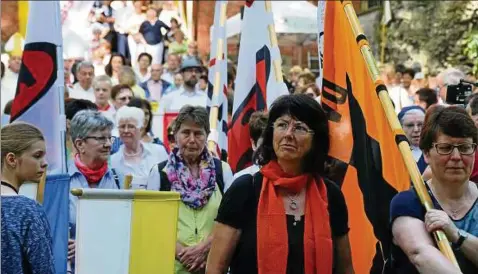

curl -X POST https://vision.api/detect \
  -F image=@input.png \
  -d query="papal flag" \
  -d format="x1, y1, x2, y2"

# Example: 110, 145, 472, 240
207, 0, 229, 161
228, 0, 289, 173
10, 2, 70, 273
321, 1, 410, 273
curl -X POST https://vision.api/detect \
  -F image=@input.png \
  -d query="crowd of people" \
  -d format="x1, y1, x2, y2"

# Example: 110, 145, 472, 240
1, 1, 478, 274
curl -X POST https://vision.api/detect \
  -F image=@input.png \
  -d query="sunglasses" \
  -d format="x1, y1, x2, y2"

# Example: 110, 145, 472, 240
118, 96, 132, 101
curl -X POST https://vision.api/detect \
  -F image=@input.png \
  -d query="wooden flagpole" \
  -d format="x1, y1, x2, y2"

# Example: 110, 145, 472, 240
264, 0, 283, 82
341, 1, 459, 268
207, 1, 228, 153
36, 172, 46, 204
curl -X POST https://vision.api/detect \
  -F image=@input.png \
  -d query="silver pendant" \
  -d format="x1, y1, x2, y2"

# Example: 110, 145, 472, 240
293, 221, 297, 226
289, 200, 298, 210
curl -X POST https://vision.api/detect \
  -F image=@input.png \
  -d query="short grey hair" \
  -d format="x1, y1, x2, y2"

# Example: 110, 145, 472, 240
172, 105, 210, 135
70, 110, 114, 141
77, 61, 95, 72
438, 68, 465, 86
92, 75, 112, 88
115, 106, 144, 129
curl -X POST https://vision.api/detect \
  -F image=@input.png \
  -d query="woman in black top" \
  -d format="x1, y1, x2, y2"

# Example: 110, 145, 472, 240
206, 94, 354, 274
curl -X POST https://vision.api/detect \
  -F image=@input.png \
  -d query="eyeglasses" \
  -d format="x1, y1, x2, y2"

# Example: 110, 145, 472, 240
433, 143, 477, 155
84, 136, 116, 144
273, 121, 314, 137
118, 124, 139, 131
118, 96, 132, 101
403, 123, 423, 129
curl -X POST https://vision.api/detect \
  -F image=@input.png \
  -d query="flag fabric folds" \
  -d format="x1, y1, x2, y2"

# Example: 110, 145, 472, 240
228, 0, 289, 173
10, 0, 67, 174
43, 174, 70, 274
207, 0, 229, 161
321, 1, 410, 273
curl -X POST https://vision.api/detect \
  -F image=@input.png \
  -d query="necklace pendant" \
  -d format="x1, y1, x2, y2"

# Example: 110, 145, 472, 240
293, 221, 297, 226
289, 200, 298, 211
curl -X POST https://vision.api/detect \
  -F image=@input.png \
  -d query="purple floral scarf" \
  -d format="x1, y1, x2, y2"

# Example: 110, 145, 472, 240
166, 147, 217, 209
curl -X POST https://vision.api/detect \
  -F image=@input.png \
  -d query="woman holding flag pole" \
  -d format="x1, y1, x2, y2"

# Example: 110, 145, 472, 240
391, 106, 478, 273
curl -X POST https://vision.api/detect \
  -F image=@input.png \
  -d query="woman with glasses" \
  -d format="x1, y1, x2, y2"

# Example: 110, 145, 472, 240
1, 123, 54, 274
390, 106, 478, 274
111, 84, 134, 112
207, 94, 354, 274
146, 105, 233, 274
111, 106, 168, 189
398, 106, 427, 174
68, 110, 124, 263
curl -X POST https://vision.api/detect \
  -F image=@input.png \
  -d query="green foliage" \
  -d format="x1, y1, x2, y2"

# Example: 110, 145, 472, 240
384, 1, 478, 74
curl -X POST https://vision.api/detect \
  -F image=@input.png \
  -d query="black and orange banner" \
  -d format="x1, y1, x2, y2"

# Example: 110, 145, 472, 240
321, 1, 410, 273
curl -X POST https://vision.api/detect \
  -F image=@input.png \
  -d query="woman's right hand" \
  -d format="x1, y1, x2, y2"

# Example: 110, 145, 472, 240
68, 239, 75, 260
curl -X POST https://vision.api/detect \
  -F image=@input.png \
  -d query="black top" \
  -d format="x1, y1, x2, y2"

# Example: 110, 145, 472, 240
390, 187, 478, 274
216, 172, 349, 274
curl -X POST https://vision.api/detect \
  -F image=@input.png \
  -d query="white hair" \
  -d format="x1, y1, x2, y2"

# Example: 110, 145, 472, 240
115, 106, 144, 129
437, 68, 465, 86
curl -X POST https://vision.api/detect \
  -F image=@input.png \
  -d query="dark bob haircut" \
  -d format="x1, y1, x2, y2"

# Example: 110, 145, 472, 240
419, 105, 478, 152
128, 98, 153, 134
253, 94, 329, 175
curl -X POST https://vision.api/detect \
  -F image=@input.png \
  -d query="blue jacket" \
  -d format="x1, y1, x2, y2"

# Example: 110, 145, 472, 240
140, 79, 171, 100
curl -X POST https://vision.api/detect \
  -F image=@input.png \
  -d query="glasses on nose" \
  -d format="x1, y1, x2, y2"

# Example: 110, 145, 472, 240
433, 143, 477, 155
273, 121, 314, 137
118, 124, 138, 131
84, 136, 115, 144
118, 96, 132, 101
403, 123, 423, 129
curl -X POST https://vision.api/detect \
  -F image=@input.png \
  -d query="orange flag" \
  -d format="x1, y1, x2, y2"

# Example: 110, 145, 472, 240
321, 1, 410, 273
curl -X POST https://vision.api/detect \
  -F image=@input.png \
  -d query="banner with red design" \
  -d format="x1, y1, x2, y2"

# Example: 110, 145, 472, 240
11, 1, 66, 174
228, 0, 289, 173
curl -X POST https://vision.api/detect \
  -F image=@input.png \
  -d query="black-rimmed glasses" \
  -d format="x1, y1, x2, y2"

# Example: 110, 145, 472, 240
433, 143, 477, 155
84, 136, 116, 144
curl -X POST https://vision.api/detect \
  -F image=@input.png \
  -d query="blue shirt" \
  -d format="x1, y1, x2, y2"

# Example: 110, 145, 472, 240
390, 186, 478, 274
68, 163, 124, 228
1, 195, 55, 274
139, 20, 170, 45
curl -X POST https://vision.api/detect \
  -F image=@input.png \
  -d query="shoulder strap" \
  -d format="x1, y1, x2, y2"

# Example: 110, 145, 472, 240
157, 161, 171, 191
111, 168, 120, 189
213, 158, 224, 195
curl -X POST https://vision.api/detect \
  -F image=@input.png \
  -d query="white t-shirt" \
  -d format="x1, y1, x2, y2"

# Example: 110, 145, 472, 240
69, 83, 95, 102
389, 86, 413, 113
158, 87, 207, 113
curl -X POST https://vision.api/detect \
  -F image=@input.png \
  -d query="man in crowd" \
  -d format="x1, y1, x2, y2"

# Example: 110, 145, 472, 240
140, 63, 171, 102
389, 67, 415, 113
161, 54, 181, 83
69, 61, 95, 101
182, 41, 201, 64
436, 67, 466, 104
159, 58, 207, 113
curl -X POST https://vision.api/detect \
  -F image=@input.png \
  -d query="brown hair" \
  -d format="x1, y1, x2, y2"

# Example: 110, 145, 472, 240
172, 105, 210, 135
419, 105, 478, 152
296, 83, 320, 97
249, 111, 269, 145
1, 122, 44, 168
111, 84, 133, 100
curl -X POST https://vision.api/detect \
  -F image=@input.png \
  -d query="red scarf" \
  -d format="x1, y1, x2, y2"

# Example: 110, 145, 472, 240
97, 104, 111, 111
74, 154, 108, 185
257, 160, 332, 274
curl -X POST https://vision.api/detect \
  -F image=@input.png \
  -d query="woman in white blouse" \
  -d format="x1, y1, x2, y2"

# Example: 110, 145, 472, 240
111, 106, 168, 189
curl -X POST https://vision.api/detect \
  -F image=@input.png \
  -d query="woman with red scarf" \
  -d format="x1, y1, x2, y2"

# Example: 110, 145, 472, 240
67, 109, 123, 267
207, 94, 354, 274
